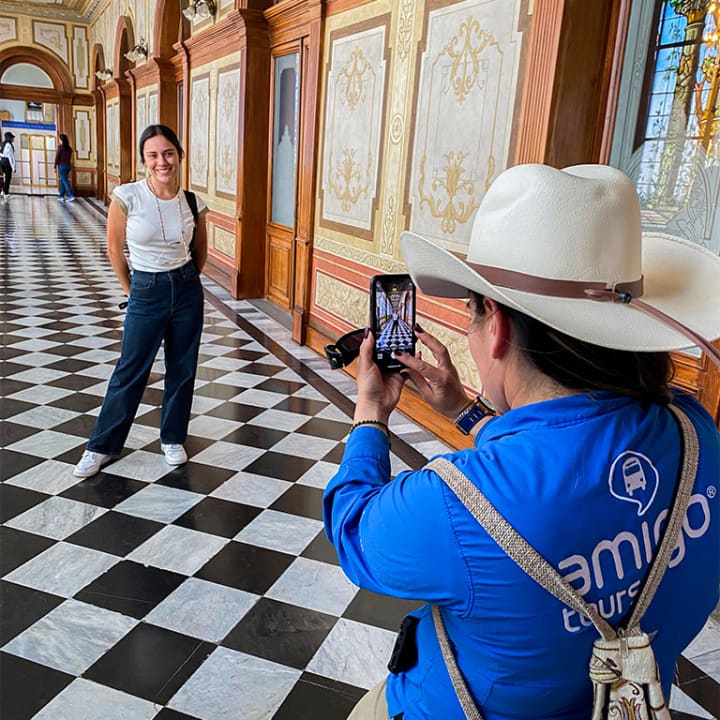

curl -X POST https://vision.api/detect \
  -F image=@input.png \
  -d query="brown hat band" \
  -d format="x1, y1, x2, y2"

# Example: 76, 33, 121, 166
466, 261, 720, 368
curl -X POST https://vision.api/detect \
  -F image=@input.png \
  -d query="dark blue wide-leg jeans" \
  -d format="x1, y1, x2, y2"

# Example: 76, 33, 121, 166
87, 261, 203, 455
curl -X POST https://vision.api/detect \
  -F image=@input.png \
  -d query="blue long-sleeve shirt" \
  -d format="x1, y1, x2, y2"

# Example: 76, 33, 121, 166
323, 392, 720, 720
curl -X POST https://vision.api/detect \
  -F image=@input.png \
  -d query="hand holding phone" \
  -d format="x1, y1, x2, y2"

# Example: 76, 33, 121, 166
370, 274, 416, 371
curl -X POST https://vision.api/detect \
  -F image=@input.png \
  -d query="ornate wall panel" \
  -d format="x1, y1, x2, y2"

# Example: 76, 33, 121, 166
32, 21, 69, 63
106, 100, 120, 172
0, 16, 17, 44
73, 26, 88, 88
319, 16, 390, 238
215, 65, 240, 200
74, 110, 91, 160
190, 74, 210, 192
407, 0, 523, 254
136, 93, 147, 139
213, 225, 235, 258
148, 91, 158, 126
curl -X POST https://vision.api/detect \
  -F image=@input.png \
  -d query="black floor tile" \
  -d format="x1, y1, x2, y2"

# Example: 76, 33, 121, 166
256, 378, 306, 396
196, 541, 294, 594
0, 652, 74, 720
156, 462, 235, 494
322, 443, 347, 464
0, 526, 56, 575
174, 496, 261, 537
195, 365, 231, 382
297, 417, 351, 441
271, 484, 324, 521
84, 623, 214, 704
45, 373, 101, 391
0, 483, 48, 522
140, 387, 164, 406
0, 398, 35, 420
300, 530, 340, 566
219, 347, 266, 361
74, 560, 186, 619
47, 392, 102, 413
343, 589, 422, 632
51, 413, 99, 438
222, 597, 336, 668
194, 383, 241, 400
221, 424, 287, 449
59, 472, 145, 508
0, 378, 32, 396
45, 358, 95, 373
0, 581, 64, 644
273, 672, 364, 720
206, 401, 264, 422
243, 451, 317, 483
66, 510, 165, 556
240, 362, 284, 377
0, 421, 39, 447
273, 396, 329, 416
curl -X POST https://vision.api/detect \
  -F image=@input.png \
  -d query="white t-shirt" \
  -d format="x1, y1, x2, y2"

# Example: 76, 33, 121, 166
112, 180, 207, 272
1, 141, 16, 171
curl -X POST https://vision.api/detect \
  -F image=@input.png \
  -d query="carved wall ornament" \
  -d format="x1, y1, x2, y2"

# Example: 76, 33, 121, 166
408, 0, 523, 253
328, 148, 371, 212
397, 0, 415, 61
315, 272, 368, 330
215, 67, 240, 198
418, 150, 480, 235
321, 20, 390, 234
190, 74, 210, 191
0, 17, 17, 44
390, 113, 404, 145
33, 21, 69, 63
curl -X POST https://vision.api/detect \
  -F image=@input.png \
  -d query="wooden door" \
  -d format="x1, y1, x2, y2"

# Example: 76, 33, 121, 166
265, 46, 301, 311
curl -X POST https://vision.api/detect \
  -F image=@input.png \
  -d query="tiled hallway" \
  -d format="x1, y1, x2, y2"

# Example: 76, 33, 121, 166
1, 196, 718, 720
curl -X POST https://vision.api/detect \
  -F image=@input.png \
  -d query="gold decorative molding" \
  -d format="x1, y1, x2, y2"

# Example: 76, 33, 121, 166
397, 0, 414, 61
315, 273, 368, 330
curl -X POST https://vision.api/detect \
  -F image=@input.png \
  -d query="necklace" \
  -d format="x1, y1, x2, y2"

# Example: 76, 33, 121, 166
147, 178, 186, 266
147, 177, 184, 247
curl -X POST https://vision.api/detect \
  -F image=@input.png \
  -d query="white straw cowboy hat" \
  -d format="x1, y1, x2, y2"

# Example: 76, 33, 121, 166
401, 163, 720, 360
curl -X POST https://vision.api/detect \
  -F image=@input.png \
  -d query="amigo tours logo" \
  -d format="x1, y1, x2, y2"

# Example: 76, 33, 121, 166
608, 451, 659, 516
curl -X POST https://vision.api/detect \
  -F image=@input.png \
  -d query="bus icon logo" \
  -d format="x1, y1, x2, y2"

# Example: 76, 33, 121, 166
608, 451, 659, 516
622, 457, 647, 495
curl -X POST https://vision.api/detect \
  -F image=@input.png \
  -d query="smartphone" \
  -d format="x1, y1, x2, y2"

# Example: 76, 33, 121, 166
369, 274, 416, 371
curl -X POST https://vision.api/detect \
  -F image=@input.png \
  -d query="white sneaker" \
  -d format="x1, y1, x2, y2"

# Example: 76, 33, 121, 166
74, 450, 111, 478
67, 196, 75, 202
58, 196, 65, 202
161, 443, 187, 465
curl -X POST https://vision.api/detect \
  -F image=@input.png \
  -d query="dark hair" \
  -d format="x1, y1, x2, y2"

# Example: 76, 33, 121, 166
470, 292, 674, 405
138, 124, 184, 160
59, 133, 72, 152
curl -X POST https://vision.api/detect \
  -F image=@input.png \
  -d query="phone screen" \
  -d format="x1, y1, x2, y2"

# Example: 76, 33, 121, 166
370, 274, 416, 371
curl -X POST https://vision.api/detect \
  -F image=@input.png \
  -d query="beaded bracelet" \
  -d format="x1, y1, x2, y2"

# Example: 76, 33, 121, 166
350, 419, 390, 445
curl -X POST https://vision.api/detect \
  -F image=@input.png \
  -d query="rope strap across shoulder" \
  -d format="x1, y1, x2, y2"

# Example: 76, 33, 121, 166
428, 403, 698, 720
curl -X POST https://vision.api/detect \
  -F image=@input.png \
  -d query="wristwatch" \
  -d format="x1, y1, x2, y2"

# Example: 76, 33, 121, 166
454, 396, 496, 435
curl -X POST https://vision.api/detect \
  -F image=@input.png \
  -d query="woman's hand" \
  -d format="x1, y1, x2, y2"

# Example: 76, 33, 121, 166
394, 326, 470, 419
353, 330, 406, 424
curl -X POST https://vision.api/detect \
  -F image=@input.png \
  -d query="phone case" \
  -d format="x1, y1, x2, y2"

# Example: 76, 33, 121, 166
369, 274, 416, 371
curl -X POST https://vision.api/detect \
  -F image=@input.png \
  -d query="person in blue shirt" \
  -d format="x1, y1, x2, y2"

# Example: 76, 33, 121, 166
323, 164, 720, 720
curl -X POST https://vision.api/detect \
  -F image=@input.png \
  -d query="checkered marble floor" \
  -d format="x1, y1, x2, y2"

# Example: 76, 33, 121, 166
1, 195, 718, 720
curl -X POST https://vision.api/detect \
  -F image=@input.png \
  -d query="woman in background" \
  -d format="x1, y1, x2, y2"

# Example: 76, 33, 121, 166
54, 133, 75, 202
74, 124, 207, 478
0, 131, 16, 198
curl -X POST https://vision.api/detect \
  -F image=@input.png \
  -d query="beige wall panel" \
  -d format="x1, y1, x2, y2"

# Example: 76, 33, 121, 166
0, 16, 17, 43
33, 21, 69, 63
407, 0, 523, 254
74, 109, 92, 160
190, 73, 210, 191
215, 66, 240, 198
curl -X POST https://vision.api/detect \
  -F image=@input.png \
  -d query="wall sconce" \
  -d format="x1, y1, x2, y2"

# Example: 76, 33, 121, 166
182, 0, 216, 23
124, 38, 148, 63
95, 68, 113, 82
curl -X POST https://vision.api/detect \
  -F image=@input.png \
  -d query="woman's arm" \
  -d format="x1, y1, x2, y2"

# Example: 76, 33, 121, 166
192, 213, 208, 272
106, 200, 131, 295
54, 147, 61, 169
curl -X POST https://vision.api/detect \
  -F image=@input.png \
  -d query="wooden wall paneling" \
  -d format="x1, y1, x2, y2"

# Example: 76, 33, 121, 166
292, 4, 322, 343
265, 225, 294, 308
514, 0, 625, 167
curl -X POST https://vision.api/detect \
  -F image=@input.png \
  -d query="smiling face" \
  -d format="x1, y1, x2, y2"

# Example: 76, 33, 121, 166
142, 135, 181, 190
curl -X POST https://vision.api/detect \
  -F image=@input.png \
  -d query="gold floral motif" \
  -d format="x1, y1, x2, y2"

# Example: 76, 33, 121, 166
339, 46, 375, 110
441, 17, 496, 104
382, 196, 395, 254
418, 151, 479, 235
315, 273, 368, 329
397, 0, 415, 61
327, 148, 371, 212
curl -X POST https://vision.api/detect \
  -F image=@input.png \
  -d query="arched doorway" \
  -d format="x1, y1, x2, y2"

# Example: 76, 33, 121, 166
0, 46, 74, 195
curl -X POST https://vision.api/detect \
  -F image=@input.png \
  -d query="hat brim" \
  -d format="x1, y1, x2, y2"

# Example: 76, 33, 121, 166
400, 231, 720, 352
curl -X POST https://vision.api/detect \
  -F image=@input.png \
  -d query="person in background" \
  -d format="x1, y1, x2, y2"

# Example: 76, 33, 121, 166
324, 164, 720, 720
74, 124, 208, 478
54, 133, 75, 202
0, 131, 16, 198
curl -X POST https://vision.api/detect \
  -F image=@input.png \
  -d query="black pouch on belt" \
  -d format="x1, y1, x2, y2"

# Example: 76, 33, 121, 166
388, 615, 419, 674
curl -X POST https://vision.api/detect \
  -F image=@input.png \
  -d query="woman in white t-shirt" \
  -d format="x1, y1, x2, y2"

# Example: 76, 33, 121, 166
74, 124, 208, 478
0, 131, 16, 197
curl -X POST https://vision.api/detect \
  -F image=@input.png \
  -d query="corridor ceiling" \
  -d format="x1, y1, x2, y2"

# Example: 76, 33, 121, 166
0, 0, 100, 22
